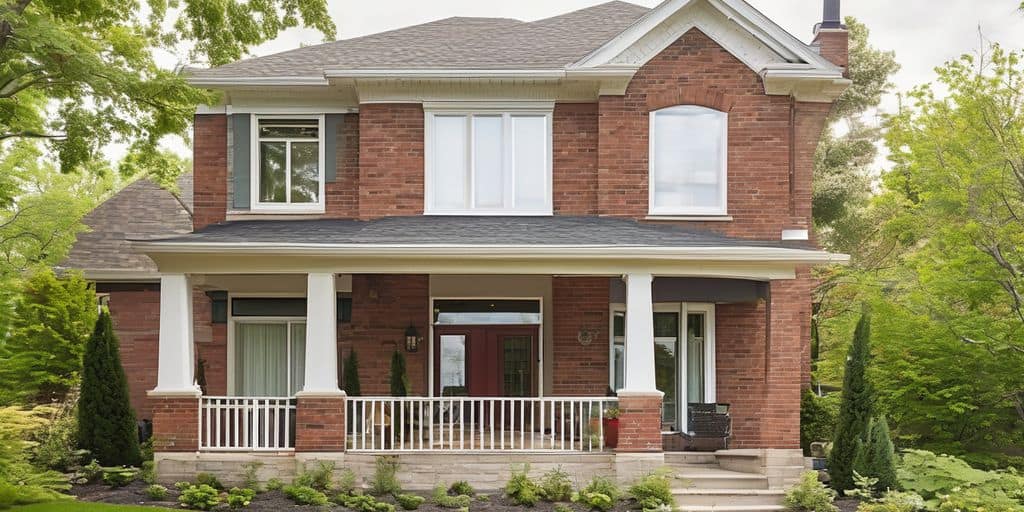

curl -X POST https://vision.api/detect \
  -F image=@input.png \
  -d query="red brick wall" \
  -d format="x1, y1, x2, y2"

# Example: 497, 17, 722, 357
295, 396, 346, 452
553, 103, 599, 215
715, 300, 768, 448
597, 29, 822, 239
813, 29, 849, 71
340, 275, 430, 395
193, 114, 228, 230
358, 104, 425, 219
326, 113, 360, 217
764, 273, 812, 449
151, 396, 200, 451
616, 394, 663, 452
551, 277, 609, 396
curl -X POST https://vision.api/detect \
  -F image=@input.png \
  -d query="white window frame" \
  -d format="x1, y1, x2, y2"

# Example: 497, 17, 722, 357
648, 105, 729, 216
424, 102, 553, 216
250, 114, 326, 213
608, 302, 716, 434
226, 293, 308, 397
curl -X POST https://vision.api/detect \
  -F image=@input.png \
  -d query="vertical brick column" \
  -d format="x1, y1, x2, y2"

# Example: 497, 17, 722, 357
295, 395, 347, 452
763, 273, 812, 449
615, 392, 663, 452
151, 395, 200, 452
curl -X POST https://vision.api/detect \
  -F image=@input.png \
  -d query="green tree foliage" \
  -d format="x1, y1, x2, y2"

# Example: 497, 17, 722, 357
344, 350, 361, 397
389, 351, 410, 397
0, 268, 97, 405
0, 405, 71, 508
800, 389, 839, 455
828, 310, 875, 491
861, 417, 899, 492
0, 0, 335, 185
77, 311, 141, 466
813, 17, 899, 247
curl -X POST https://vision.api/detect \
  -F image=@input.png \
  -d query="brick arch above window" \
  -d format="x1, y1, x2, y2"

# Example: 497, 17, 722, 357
646, 87, 735, 113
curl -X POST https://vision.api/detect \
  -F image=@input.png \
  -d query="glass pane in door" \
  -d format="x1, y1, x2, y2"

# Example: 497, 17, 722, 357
235, 323, 288, 396
439, 335, 468, 396
654, 312, 679, 430
612, 311, 625, 391
687, 313, 706, 404
501, 335, 532, 397
288, 323, 306, 396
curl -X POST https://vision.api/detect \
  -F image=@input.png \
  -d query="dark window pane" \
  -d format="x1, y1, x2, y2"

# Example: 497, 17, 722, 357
502, 335, 532, 397
259, 141, 286, 202
654, 312, 679, 338
291, 142, 319, 203
259, 120, 318, 138
613, 312, 625, 337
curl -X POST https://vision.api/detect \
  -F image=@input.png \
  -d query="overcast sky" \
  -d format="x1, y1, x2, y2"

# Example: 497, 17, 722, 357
154, 0, 1024, 162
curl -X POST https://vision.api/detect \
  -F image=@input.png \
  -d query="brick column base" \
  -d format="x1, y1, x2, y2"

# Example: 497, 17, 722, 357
616, 392, 663, 452
150, 394, 200, 452
295, 394, 347, 452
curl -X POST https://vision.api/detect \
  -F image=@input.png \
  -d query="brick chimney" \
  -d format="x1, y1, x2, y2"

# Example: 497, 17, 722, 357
812, 0, 849, 74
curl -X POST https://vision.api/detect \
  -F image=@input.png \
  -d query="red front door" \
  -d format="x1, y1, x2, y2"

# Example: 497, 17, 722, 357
434, 325, 538, 397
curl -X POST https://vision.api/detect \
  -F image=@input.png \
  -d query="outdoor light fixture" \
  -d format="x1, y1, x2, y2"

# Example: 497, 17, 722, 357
405, 325, 421, 352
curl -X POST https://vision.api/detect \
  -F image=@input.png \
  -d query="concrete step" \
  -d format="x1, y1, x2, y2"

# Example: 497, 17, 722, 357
675, 467, 769, 490
665, 452, 719, 465
676, 505, 786, 512
672, 489, 785, 508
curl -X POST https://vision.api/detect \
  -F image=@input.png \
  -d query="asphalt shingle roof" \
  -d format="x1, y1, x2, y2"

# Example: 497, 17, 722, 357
61, 175, 194, 276
141, 216, 813, 250
188, 1, 652, 79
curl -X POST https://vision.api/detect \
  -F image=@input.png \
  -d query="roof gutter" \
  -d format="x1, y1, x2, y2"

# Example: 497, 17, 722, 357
186, 76, 331, 87
131, 241, 850, 265
323, 69, 568, 80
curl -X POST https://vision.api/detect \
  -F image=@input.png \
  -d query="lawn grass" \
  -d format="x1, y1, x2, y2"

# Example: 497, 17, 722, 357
11, 502, 176, 511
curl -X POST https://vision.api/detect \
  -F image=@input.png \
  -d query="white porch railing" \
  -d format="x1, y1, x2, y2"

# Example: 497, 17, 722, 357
346, 397, 618, 452
200, 397, 296, 451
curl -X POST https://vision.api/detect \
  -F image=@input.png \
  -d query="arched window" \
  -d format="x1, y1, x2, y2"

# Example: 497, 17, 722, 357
648, 105, 728, 215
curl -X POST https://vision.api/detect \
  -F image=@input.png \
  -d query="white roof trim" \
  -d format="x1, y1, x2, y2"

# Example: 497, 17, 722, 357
187, 76, 330, 87
571, 0, 839, 73
133, 241, 849, 265
324, 69, 567, 80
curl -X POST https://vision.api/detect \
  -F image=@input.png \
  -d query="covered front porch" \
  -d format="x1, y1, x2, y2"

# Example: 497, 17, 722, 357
135, 216, 839, 470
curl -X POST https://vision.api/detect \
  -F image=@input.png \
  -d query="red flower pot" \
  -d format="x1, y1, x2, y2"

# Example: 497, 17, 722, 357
602, 418, 620, 449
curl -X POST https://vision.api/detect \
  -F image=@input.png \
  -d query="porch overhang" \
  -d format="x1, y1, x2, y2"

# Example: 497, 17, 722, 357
129, 216, 848, 280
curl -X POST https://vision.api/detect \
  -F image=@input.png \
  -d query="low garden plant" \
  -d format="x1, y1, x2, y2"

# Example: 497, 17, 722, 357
337, 467, 359, 496
396, 493, 426, 510
538, 467, 573, 502
226, 487, 256, 508
178, 483, 222, 510
572, 476, 621, 512
241, 461, 264, 492
896, 449, 1024, 509
504, 465, 542, 506
342, 492, 397, 512
283, 484, 330, 506
296, 460, 335, 492
194, 472, 224, 490
628, 469, 676, 510
371, 456, 402, 496
144, 484, 168, 500
434, 483, 473, 508
101, 467, 137, 488
448, 480, 475, 497
140, 460, 156, 484
783, 471, 837, 512
265, 477, 285, 491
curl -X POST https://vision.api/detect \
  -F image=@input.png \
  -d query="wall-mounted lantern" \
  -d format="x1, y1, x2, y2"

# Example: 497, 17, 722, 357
405, 325, 421, 353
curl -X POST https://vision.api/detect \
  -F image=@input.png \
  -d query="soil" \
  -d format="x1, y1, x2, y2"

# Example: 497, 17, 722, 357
71, 482, 636, 512
835, 498, 861, 512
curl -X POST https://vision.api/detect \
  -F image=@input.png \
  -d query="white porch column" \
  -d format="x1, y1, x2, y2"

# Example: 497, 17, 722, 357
150, 273, 199, 395
621, 272, 660, 393
299, 272, 343, 396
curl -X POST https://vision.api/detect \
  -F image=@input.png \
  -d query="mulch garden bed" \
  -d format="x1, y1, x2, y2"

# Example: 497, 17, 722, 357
70, 481, 635, 512
835, 498, 860, 512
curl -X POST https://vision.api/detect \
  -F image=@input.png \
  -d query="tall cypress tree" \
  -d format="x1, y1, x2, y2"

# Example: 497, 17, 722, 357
343, 349, 361, 396
828, 309, 875, 491
77, 310, 141, 466
863, 416, 899, 492
389, 351, 410, 397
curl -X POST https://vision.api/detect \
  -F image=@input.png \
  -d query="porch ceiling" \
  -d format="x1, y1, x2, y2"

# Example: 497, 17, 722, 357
131, 216, 847, 279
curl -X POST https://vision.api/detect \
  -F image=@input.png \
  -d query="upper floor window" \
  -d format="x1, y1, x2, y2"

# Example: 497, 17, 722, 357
252, 115, 325, 211
649, 105, 728, 216
425, 105, 552, 215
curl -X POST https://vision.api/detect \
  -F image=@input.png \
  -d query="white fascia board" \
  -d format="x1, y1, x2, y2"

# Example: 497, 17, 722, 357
187, 76, 331, 87
133, 241, 850, 265
324, 69, 567, 80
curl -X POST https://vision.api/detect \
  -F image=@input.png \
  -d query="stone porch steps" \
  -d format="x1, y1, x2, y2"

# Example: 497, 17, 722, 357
675, 466, 769, 489
665, 453, 784, 511
675, 505, 786, 512
672, 488, 786, 508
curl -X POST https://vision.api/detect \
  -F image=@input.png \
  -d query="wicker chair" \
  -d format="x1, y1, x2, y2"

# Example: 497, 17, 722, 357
680, 403, 731, 451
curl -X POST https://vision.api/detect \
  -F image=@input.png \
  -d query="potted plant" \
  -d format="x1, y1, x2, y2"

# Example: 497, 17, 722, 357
602, 407, 620, 449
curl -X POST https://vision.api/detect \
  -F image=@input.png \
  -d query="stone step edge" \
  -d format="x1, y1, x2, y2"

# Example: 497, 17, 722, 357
672, 489, 784, 496
676, 505, 786, 512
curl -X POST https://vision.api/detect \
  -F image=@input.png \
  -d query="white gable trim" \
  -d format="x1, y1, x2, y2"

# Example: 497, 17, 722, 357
571, 0, 839, 74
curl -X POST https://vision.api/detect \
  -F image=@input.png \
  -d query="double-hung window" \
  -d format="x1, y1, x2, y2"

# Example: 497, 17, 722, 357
425, 104, 552, 215
252, 115, 325, 211
648, 105, 728, 216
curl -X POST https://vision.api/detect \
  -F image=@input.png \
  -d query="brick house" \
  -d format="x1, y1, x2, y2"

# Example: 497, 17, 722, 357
64, 0, 850, 505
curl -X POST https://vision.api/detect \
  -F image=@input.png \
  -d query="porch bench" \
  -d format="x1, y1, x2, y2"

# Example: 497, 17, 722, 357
678, 403, 731, 452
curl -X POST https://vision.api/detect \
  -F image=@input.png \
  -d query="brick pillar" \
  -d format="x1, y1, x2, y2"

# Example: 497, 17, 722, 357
151, 395, 200, 452
615, 392, 663, 452
295, 395, 347, 452
763, 273, 812, 449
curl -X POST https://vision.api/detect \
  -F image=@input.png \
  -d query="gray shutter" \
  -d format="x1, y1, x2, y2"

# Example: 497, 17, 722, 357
324, 114, 344, 183
231, 114, 251, 209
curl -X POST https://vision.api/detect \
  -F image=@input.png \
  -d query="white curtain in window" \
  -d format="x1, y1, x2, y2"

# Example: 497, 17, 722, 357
512, 115, 548, 210
473, 116, 504, 208
235, 323, 288, 396
432, 116, 468, 210
288, 323, 307, 396
651, 106, 727, 213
